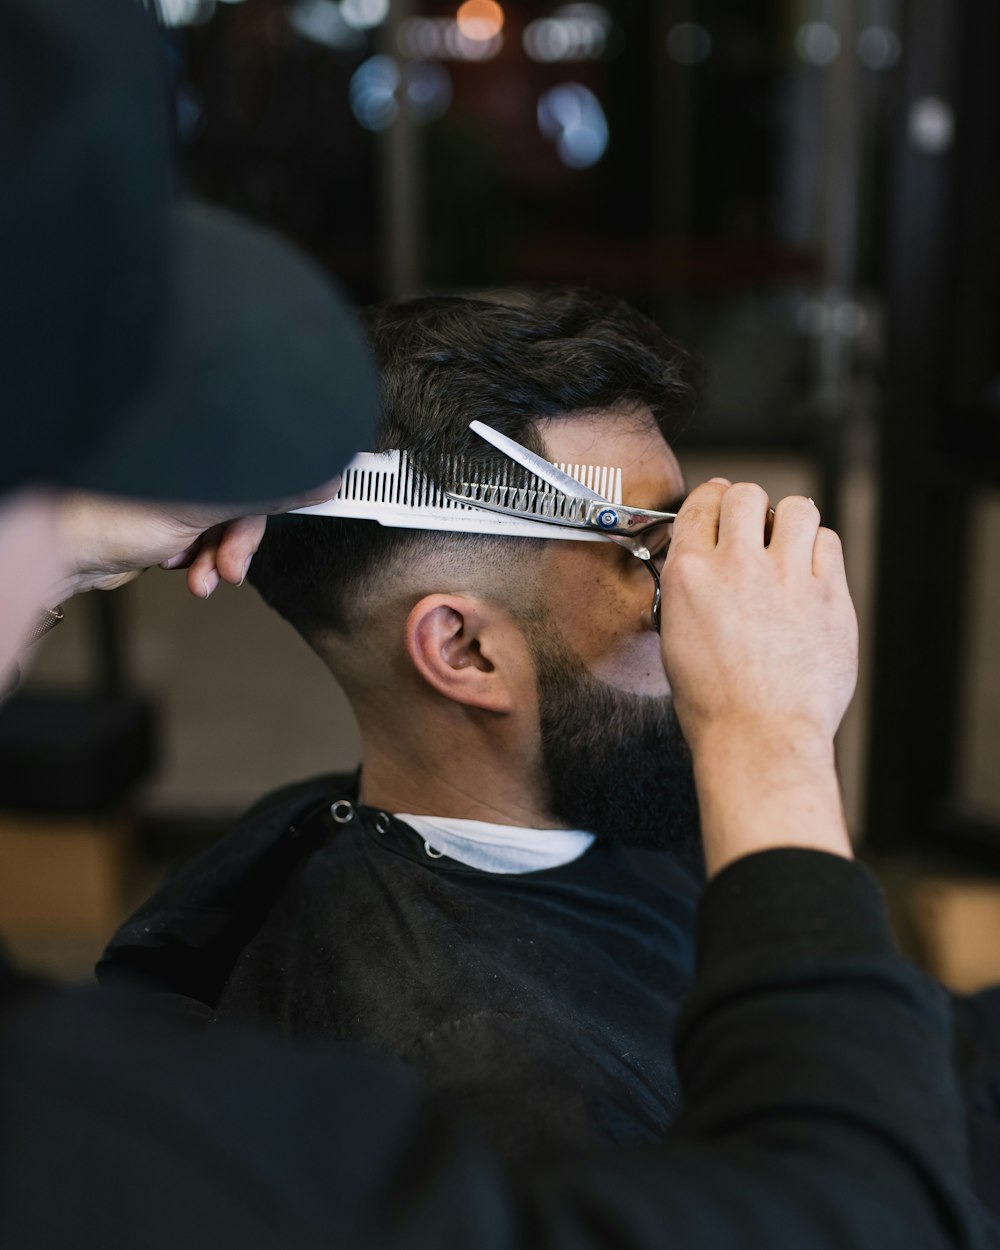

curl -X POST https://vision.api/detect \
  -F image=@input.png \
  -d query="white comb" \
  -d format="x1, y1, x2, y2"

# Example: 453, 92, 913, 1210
292, 450, 623, 543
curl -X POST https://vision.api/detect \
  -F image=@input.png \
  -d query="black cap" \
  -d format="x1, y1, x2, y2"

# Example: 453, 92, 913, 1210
68, 198, 380, 504
0, 0, 378, 504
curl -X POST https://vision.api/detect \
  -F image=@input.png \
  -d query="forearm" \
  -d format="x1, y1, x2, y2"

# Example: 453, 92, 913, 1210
48, 491, 275, 602
49, 492, 151, 600
692, 722, 852, 877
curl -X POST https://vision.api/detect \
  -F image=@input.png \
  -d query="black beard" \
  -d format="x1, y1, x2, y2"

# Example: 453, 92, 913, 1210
531, 632, 702, 868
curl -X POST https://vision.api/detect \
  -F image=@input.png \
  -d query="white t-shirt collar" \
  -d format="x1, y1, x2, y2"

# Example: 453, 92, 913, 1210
394, 813, 595, 875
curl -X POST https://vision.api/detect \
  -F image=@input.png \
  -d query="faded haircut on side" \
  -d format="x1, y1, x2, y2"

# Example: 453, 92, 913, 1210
248, 288, 701, 646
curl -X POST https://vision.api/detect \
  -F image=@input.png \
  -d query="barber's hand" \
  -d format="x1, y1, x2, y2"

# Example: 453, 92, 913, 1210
53, 483, 338, 602
659, 479, 859, 874
660, 479, 857, 749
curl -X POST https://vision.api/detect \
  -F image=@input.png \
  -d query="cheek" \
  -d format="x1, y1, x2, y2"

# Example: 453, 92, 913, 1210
587, 626, 671, 697
562, 568, 670, 696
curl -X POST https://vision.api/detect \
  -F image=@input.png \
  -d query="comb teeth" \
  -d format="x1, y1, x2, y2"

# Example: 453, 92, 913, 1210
293, 449, 623, 543
451, 479, 590, 524
334, 453, 621, 511
335, 452, 435, 507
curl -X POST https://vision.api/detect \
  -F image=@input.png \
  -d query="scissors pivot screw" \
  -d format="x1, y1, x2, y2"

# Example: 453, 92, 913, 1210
596, 508, 620, 529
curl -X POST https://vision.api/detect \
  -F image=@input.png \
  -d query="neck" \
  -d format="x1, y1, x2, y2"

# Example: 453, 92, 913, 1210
357, 715, 563, 829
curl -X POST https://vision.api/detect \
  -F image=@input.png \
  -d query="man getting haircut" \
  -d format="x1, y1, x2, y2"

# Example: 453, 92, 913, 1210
102, 289, 714, 1162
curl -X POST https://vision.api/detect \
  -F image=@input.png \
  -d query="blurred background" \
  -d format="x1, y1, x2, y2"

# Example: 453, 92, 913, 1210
3, 0, 998, 987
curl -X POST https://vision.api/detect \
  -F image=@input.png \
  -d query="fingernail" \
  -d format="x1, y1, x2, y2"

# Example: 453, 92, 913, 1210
238, 555, 252, 587
202, 569, 220, 598
709, 477, 731, 486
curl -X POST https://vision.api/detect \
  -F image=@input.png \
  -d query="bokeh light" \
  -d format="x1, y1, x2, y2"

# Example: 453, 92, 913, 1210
350, 55, 400, 132
288, 0, 364, 50
398, 17, 502, 61
857, 26, 902, 71
908, 96, 955, 155
524, 7, 609, 63
666, 22, 712, 66
404, 61, 453, 125
159, 0, 215, 28
340, 0, 389, 30
794, 21, 841, 66
456, 0, 504, 43
538, 83, 609, 169
349, 56, 454, 131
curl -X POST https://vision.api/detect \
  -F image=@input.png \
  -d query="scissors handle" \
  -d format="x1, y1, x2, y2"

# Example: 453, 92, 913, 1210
581, 500, 677, 534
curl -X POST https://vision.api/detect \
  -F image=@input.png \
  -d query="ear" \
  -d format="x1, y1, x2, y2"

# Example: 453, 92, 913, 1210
404, 594, 519, 713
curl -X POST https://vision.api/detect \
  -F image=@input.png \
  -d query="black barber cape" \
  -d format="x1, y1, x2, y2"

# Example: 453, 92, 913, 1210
102, 774, 700, 1164
4, 845, 986, 1248
101, 776, 999, 1238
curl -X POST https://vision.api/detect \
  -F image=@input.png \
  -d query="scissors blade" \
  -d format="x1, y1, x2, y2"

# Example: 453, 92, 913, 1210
445, 484, 594, 527
469, 420, 608, 502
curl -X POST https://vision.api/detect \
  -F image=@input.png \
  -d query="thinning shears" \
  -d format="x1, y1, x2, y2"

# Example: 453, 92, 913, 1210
447, 420, 677, 632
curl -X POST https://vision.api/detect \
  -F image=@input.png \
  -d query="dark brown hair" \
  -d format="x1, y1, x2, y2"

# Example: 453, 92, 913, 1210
249, 288, 701, 639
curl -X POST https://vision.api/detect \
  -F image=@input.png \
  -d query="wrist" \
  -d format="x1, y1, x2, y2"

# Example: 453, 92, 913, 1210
690, 721, 852, 877
690, 716, 837, 773
50, 493, 137, 601
48, 567, 100, 602
49, 493, 99, 600
47, 560, 111, 603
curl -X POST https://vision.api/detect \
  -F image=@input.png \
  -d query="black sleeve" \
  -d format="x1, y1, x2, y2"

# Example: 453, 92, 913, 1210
522, 849, 981, 1250
952, 985, 1000, 1239
0, 849, 983, 1250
